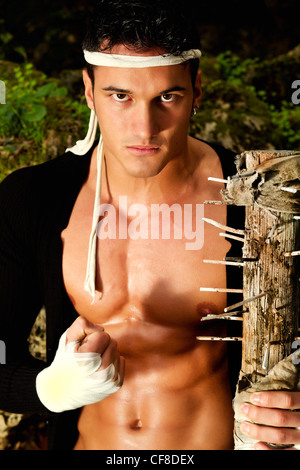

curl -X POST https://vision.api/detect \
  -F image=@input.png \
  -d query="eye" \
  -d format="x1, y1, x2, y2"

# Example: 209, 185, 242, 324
112, 93, 130, 102
160, 94, 176, 103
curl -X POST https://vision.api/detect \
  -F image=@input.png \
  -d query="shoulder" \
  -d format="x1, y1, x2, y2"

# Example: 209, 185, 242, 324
190, 137, 238, 179
0, 149, 91, 206
1, 150, 80, 189
0, 150, 92, 239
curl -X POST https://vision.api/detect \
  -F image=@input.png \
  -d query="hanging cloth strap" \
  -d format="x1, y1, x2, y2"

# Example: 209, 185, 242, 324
66, 109, 104, 301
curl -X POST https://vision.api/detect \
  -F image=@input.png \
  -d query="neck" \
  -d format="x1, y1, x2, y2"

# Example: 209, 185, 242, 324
94, 138, 196, 205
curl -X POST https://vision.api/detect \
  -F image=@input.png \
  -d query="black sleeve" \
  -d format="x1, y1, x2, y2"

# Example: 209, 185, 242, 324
0, 170, 49, 414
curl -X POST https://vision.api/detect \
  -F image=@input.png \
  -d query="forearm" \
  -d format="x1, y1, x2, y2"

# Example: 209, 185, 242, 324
0, 354, 49, 415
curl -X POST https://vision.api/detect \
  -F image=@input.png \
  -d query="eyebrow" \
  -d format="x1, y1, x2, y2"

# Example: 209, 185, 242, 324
102, 85, 187, 94
102, 86, 131, 93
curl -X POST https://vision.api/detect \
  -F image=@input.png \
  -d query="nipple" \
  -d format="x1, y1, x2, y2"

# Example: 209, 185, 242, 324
197, 302, 216, 319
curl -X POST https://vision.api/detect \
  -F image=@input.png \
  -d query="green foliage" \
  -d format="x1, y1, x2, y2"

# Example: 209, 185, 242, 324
214, 50, 259, 89
0, 60, 90, 181
269, 102, 300, 149
199, 50, 300, 150
0, 63, 68, 143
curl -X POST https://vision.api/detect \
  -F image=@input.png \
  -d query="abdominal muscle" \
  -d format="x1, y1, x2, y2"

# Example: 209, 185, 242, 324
73, 321, 234, 450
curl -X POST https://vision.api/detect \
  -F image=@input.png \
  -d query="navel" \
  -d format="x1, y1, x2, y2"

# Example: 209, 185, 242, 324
130, 419, 143, 430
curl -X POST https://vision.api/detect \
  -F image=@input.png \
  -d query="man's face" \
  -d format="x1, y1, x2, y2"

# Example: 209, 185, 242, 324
83, 45, 201, 179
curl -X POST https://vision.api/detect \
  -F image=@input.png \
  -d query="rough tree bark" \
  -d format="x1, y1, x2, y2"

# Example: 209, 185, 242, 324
241, 150, 299, 378
221, 150, 300, 449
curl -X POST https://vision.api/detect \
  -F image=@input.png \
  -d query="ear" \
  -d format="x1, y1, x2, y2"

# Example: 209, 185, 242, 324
193, 70, 202, 108
82, 69, 95, 111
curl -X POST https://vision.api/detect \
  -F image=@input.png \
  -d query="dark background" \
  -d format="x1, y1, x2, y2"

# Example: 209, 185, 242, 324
1, 0, 299, 76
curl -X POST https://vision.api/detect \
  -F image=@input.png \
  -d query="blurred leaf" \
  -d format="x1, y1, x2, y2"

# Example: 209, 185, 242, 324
0, 32, 13, 45
36, 82, 68, 98
51, 86, 68, 98
23, 104, 47, 122
13, 46, 28, 61
36, 82, 57, 97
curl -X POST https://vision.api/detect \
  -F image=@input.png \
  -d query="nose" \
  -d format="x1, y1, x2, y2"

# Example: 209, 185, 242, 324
131, 102, 160, 141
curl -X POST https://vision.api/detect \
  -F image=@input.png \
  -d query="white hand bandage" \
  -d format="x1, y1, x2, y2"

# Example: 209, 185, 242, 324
36, 331, 121, 413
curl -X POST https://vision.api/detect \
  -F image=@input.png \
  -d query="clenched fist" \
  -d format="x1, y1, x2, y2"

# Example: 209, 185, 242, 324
36, 316, 125, 413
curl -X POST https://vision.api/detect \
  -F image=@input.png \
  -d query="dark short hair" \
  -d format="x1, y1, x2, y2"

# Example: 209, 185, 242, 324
82, 0, 200, 87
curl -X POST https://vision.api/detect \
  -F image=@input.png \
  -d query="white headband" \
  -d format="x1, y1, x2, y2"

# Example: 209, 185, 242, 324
84, 48, 201, 68
67, 48, 201, 300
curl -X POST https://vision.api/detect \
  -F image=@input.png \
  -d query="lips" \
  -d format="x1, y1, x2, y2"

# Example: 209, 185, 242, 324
126, 145, 160, 155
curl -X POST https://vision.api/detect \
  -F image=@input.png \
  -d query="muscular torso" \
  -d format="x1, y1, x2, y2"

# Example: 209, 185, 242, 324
61, 138, 234, 450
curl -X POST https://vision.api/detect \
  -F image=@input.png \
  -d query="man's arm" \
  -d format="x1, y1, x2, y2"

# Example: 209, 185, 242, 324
240, 391, 300, 449
0, 170, 47, 414
36, 316, 124, 413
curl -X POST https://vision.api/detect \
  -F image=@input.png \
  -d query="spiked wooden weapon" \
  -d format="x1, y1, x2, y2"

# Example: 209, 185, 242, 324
198, 150, 300, 449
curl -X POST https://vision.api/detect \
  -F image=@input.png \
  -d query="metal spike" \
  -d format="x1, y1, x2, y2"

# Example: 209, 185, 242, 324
204, 200, 227, 205
219, 232, 245, 243
203, 259, 244, 267
225, 257, 258, 262
208, 177, 229, 184
202, 217, 245, 236
200, 287, 243, 293
196, 336, 242, 341
201, 314, 243, 322
224, 292, 268, 313
284, 251, 300, 257
280, 187, 298, 194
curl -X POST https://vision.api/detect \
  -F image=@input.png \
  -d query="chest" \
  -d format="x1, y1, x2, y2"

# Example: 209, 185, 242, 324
61, 178, 230, 329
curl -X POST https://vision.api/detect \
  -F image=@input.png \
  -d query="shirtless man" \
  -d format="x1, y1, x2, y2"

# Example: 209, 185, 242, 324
59, 0, 300, 450
63, 46, 233, 449
1, 0, 300, 450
